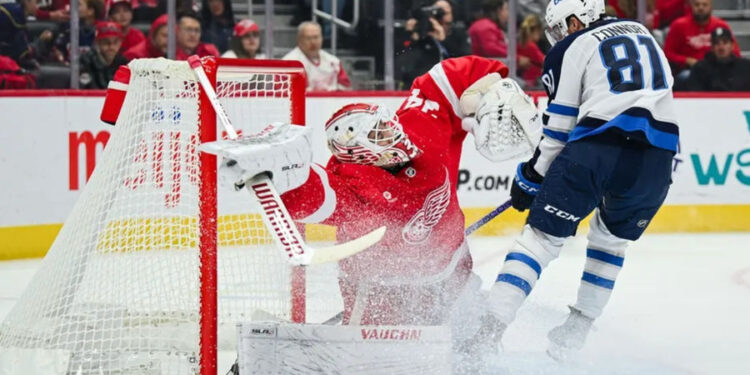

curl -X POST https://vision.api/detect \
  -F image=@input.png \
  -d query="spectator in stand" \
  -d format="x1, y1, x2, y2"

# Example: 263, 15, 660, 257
222, 18, 265, 59
32, 0, 71, 23
200, 0, 234, 53
46, 0, 104, 62
175, 10, 219, 59
396, 0, 470, 88
654, 0, 691, 29
468, 0, 508, 58
283, 21, 350, 92
0, 0, 39, 70
107, 0, 145, 53
432, 0, 471, 57
681, 27, 750, 91
123, 13, 168, 59
79, 21, 127, 88
516, 14, 544, 88
664, 0, 740, 76
607, 0, 657, 29
132, 0, 196, 23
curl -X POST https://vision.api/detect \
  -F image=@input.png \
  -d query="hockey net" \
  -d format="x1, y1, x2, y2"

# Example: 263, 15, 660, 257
0, 58, 342, 374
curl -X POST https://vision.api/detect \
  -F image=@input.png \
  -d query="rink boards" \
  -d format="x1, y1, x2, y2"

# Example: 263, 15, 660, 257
0, 91, 748, 260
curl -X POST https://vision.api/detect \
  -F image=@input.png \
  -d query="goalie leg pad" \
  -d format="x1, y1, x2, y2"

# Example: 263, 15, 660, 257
237, 323, 452, 375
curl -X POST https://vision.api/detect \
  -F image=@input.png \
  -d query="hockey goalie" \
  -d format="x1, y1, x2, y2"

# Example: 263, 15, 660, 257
196, 56, 541, 374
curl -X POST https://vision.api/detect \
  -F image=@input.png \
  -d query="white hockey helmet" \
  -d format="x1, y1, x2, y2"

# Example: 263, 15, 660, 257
545, 0, 605, 45
325, 103, 422, 167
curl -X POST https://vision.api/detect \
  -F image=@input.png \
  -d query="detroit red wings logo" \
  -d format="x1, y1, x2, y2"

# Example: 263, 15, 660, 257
402, 169, 451, 244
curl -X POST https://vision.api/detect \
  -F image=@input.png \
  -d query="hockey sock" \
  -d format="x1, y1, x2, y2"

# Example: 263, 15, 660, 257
489, 225, 565, 325
573, 210, 629, 319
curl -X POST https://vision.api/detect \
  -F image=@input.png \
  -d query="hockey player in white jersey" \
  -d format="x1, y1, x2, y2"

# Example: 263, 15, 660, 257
475, 0, 679, 360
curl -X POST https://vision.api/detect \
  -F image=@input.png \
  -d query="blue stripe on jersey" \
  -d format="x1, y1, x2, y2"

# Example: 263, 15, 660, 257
587, 248, 624, 267
582, 272, 616, 289
496, 273, 532, 295
547, 103, 579, 117
570, 107, 679, 152
505, 252, 542, 277
543, 128, 570, 142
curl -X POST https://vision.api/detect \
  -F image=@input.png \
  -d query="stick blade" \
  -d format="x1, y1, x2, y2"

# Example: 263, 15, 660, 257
308, 226, 386, 265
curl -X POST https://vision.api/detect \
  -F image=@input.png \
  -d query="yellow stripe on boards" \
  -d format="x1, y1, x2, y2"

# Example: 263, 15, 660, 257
1, 205, 748, 260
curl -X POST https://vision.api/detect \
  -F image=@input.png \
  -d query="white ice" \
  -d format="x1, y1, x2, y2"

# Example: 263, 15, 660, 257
1, 233, 749, 375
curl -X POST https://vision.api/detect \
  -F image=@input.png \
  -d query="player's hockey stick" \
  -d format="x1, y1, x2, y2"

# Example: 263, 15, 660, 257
188, 56, 385, 266
464, 198, 512, 235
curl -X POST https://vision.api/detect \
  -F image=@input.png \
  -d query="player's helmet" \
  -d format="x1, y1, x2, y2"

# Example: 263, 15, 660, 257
545, 0, 605, 45
325, 103, 422, 168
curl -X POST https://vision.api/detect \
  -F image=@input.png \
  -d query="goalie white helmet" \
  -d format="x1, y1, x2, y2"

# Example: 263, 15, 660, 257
325, 103, 422, 168
545, 0, 605, 45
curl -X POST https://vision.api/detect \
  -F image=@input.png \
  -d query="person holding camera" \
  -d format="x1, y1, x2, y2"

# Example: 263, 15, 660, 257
468, 0, 509, 57
397, 0, 470, 88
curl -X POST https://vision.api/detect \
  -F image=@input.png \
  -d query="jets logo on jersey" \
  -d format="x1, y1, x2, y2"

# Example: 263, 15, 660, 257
541, 70, 556, 96
402, 169, 451, 244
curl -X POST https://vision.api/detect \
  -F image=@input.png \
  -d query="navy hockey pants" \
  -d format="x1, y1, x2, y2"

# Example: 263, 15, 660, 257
527, 132, 674, 241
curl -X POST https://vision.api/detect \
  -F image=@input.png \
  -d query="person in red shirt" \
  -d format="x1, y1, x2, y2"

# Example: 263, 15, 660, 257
122, 13, 167, 60
32, 0, 71, 23
516, 14, 545, 88
107, 0, 145, 53
468, 0, 509, 57
663, 0, 740, 73
174, 10, 219, 60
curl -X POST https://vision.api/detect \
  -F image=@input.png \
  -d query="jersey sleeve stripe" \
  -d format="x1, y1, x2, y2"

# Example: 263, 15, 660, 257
542, 128, 569, 143
546, 103, 579, 117
298, 164, 337, 224
428, 63, 465, 119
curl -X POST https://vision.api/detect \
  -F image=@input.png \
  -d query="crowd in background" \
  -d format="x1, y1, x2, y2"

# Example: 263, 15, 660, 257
1, 0, 749, 90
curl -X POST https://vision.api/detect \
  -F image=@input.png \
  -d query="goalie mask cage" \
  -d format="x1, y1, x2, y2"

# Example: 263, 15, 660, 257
0, 58, 341, 375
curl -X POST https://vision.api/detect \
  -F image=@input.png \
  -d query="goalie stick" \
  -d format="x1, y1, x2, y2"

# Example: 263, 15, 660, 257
188, 55, 386, 266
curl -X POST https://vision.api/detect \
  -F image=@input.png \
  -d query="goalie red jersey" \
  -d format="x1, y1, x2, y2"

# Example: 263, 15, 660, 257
281, 56, 509, 324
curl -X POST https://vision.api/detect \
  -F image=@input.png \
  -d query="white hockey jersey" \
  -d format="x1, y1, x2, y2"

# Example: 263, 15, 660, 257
535, 19, 679, 176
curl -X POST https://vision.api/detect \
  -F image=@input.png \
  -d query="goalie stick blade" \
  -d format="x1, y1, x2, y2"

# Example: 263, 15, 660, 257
308, 226, 386, 265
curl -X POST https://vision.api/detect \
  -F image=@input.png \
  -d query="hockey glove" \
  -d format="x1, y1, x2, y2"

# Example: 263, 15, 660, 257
201, 123, 313, 194
511, 162, 543, 211
460, 77, 541, 162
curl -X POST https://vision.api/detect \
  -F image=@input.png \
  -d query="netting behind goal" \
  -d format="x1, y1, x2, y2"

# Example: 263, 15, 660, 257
0, 58, 342, 375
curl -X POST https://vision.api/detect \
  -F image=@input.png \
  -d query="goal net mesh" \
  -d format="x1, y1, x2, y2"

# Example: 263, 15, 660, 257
0, 58, 341, 374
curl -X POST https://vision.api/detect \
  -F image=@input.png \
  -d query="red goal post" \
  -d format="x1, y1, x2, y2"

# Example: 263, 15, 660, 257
0, 57, 342, 375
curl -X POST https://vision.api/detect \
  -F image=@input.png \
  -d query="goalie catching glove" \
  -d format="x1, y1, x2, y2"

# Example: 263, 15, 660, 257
459, 75, 541, 162
200, 122, 313, 194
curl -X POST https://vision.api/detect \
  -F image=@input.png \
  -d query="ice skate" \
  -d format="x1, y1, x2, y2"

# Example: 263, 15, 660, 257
546, 306, 594, 361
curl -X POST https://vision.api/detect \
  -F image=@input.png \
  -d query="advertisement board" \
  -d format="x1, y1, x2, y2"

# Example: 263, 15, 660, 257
0, 91, 748, 259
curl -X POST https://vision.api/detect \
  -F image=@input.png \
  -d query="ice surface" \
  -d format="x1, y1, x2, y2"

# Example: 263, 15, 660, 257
1, 233, 749, 375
